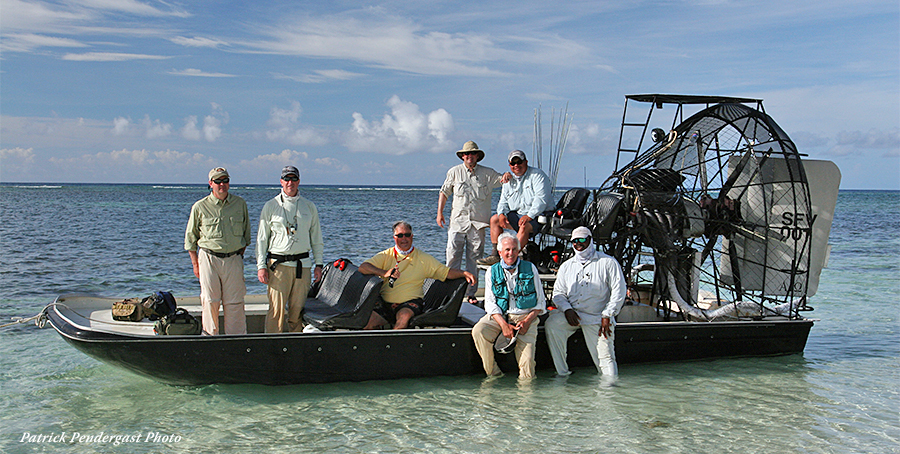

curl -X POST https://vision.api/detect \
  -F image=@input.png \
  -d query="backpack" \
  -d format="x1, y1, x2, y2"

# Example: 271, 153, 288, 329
141, 291, 177, 321
154, 308, 201, 335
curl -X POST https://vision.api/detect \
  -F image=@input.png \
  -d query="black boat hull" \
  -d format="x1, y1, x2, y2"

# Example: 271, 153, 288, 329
47, 306, 812, 385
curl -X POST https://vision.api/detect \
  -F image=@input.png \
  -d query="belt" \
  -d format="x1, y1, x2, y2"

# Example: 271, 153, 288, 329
201, 248, 242, 258
267, 252, 310, 279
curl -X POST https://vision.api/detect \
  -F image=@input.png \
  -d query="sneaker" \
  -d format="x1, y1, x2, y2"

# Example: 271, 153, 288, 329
477, 254, 500, 266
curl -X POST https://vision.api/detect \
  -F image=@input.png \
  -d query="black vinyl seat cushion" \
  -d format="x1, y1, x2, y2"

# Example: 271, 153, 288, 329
302, 262, 383, 330
408, 277, 468, 328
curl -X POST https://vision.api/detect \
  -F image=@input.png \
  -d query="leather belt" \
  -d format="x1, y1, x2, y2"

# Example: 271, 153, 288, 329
201, 248, 242, 258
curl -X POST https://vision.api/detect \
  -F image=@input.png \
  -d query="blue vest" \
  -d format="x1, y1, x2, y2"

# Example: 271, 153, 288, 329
490, 260, 537, 313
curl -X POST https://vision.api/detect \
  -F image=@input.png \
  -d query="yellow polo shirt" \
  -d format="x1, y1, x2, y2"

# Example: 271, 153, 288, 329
365, 247, 450, 304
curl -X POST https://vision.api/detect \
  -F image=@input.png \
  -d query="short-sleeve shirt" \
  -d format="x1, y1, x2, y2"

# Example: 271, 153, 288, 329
440, 163, 504, 232
364, 247, 450, 304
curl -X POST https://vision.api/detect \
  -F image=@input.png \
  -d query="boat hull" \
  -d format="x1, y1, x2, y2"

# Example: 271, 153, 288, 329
46, 301, 812, 385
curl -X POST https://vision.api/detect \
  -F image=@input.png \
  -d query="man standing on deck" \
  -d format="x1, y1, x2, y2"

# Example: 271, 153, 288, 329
256, 166, 325, 333
360, 221, 476, 330
472, 232, 546, 379
478, 150, 552, 266
545, 226, 626, 384
437, 141, 509, 305
185, 167, 251, 335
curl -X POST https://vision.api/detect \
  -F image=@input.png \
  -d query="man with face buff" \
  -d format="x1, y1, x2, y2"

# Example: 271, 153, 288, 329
545, 226, 626, 384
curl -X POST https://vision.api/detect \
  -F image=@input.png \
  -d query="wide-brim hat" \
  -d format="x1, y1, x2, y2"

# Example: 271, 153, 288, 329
457, 141, 485, 162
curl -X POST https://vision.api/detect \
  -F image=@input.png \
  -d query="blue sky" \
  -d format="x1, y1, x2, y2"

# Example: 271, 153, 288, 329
1, 0, 898, 189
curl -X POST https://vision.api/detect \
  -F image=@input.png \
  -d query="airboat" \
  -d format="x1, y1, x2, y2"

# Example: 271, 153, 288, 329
41, 94, 840, 385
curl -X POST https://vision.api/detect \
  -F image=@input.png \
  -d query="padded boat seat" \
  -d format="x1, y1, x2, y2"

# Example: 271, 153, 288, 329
408, 277, 468, 328
302, 261, 383, 330
539, 187, 591, 239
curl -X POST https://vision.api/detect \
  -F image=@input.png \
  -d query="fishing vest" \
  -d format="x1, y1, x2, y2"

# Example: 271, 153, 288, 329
490, 260, 537, 313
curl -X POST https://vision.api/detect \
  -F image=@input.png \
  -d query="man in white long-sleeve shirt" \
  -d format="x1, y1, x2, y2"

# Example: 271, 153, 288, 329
472, 232, 546, 379
256, 166, 324, 333
546, 226, 626, 383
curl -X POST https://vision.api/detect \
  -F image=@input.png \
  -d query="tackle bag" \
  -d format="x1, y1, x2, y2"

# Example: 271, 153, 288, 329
154, 308, 201, 335
142, 291, 177, 321
111, 298, 145, 322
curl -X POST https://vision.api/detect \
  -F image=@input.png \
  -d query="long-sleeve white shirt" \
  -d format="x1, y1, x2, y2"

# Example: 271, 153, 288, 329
256, 192, 324, 270
552, 249, 626, 325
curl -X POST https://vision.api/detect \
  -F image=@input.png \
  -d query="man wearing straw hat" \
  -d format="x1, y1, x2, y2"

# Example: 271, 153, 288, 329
437, 140, 509, 305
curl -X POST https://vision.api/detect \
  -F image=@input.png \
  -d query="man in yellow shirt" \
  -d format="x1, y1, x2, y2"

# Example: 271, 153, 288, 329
360, 221, 475, 329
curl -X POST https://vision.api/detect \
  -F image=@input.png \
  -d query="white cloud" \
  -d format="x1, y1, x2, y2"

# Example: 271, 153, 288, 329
245, 12, 588, 76
264, 102, 329, 146
1, 33, 87, 53
169, 36, 226, 48
142, 116, 172, 139
345, 95, 455, 155
112, 117, 131, 135
167, 68, 237, 78
181, 104, 229, 142
61, 52, 171, 61
272, 69, 364, 83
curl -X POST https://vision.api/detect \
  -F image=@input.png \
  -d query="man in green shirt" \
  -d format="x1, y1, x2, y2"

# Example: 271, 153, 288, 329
184, 167, 251, 335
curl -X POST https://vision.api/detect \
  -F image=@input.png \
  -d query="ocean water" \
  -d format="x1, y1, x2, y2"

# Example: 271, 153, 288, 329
0, 184, 897, 454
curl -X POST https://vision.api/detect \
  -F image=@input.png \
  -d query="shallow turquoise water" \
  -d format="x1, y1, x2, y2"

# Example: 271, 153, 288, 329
0, 185, 897, 453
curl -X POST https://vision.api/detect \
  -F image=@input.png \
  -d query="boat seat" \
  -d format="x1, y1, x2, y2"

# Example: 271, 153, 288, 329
408, 277, 468, 328
302, 261, 383, 330
538, 187, 592, 239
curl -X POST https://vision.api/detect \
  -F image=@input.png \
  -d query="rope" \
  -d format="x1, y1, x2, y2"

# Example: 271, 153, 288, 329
0, 309, 47, 329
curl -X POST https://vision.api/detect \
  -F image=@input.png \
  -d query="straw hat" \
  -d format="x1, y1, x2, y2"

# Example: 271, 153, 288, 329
457, 141, 485, 162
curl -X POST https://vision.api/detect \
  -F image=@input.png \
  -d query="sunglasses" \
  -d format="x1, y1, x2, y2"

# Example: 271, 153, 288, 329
572, 237, 591, 244
460, 151, 476, 156
282, 176, 299, 182
394, 232, 412, 238
509, 159, 525, 166
212, 178, 230, 184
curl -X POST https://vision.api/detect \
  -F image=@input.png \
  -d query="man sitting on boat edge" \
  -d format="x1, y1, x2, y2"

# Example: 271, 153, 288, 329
360, 221, 476, 330
472, 232, 546, 379
545, 226, 626, 384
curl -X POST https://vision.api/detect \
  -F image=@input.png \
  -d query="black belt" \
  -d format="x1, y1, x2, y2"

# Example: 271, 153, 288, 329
202, 248, 242, 258
267, 252, 310, 279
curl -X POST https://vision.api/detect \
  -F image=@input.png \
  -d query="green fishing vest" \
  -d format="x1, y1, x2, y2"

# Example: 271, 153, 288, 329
490, 260, 537, 313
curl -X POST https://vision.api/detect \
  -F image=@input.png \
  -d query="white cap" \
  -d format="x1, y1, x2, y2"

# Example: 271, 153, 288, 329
571, 226, 592, 240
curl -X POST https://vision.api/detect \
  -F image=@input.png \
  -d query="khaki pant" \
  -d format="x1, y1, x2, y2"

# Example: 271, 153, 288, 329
198, 249, 246, 335
472, 313, 538, 379
446, 227, 485, 298
265, 261, 312, 333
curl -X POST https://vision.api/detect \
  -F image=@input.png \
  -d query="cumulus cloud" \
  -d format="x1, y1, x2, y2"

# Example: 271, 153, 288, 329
112, 117, 131, 135
182, 104, 229, 142
344, 95, 454, 155
142, 116, 172, 139
264, 101, 329, 146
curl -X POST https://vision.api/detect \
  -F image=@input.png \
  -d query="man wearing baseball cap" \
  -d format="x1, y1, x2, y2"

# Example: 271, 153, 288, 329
256, 165, 325, 333
185, 167, 251, 335
478, 149, 552, 266
545, 226, 626, 384
437, 141, 509, 304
